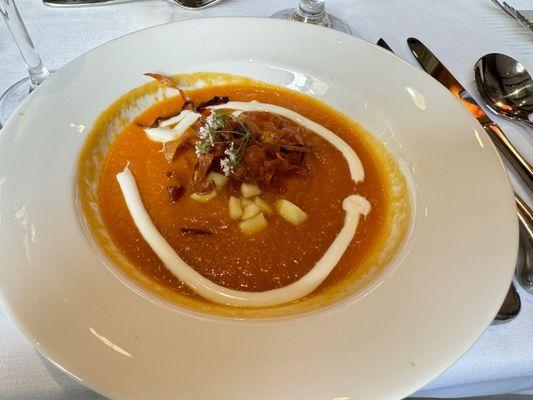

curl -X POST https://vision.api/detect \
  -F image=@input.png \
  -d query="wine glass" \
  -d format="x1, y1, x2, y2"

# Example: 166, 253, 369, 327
271, 0, 351, 34
0, 0, 50, 127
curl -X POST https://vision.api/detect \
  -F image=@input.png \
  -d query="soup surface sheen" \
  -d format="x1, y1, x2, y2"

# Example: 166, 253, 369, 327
80, 73, 409, 317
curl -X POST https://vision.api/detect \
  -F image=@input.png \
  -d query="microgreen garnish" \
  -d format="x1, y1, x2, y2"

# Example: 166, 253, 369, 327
220, 142, 238, 175
195, 111, 229, 155
195, 111, 252, 176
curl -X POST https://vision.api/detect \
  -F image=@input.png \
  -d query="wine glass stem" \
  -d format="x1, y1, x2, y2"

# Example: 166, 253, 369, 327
293, 0, 330, 27
0, 0, 49, 89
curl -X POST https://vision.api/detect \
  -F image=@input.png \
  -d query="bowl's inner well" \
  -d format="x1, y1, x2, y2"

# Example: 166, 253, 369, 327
77, 72, 411, 318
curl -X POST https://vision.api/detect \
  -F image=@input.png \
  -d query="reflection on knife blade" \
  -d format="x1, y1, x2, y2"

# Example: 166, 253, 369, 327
407, 37, 533, 193
407, 39, 487, 121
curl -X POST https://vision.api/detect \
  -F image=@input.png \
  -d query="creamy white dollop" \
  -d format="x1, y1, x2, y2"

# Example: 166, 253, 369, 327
144, 110, 201, 143
209, 101, 364, 183
116, 167, 370, 307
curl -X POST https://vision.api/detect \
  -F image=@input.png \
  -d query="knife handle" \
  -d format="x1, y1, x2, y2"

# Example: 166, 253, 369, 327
483, 122, 533, 193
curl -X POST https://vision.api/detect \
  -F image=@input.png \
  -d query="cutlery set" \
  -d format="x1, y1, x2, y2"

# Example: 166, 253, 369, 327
377, 37, 532, 323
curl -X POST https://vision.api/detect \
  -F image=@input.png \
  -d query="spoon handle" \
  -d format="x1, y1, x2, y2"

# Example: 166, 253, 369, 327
515, 193, 533, 293
483, 122, 533, 193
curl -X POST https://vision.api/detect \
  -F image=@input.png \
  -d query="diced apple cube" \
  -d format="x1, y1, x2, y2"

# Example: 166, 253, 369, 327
254, 197, 273, 215
240, 197, 254, 207
190, 190, 217, 203
275, 199, 308, 225
208, 171, 229, 189
228, 196, 243, 220
239, 212, 268, 235
241, 203, 261, 220
240, 182, 261, 198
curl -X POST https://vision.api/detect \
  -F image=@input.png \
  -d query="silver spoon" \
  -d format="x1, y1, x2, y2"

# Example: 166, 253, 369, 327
475, 53, 533, 302
474, 53, 533, 128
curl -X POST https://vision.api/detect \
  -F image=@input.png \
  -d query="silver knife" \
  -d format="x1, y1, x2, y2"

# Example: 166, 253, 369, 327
407, 37, 533, 193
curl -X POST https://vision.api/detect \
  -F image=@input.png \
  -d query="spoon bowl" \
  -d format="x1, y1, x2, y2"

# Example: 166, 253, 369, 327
474, 53, 533, 127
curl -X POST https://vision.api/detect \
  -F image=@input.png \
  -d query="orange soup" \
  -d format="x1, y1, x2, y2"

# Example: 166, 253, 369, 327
78, 73, 409, 317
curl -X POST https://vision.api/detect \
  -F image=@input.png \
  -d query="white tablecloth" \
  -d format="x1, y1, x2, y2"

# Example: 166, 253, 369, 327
1, 0, 532, 398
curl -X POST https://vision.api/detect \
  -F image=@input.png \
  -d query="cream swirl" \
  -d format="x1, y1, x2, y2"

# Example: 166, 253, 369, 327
117, 101, 370, 307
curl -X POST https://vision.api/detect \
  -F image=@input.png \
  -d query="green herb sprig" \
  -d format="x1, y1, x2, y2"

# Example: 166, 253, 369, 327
195, 111, 251, 176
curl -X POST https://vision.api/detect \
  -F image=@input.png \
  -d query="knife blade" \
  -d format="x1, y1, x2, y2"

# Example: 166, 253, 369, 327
407, 37, 533, 193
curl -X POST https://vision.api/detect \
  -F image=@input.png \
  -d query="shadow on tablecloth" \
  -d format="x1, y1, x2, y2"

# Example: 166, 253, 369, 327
38, 354, 108, 400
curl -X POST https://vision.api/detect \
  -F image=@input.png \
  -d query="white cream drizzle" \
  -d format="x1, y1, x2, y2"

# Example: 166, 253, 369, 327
209, 101, 364, 182
116, 166, 370, 307
144, 110, 200, 143
117, 101, 370, 307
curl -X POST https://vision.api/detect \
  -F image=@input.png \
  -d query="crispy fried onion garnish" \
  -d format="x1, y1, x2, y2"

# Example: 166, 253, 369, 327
144, 72, 194, 111
142, 74, 313, 194
191, 112, 312, 193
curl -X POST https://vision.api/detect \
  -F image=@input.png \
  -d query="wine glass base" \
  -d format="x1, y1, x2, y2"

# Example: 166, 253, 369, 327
271, 8, 352, 34
0, 77, 31, 128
